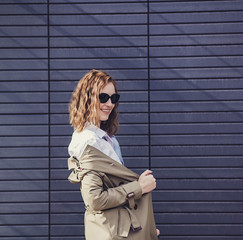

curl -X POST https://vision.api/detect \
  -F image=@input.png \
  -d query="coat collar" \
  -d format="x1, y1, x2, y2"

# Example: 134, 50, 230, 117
68, 145, 139, 183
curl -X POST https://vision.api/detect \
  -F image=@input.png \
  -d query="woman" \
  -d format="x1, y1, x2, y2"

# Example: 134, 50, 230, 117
68, 69, 160, 239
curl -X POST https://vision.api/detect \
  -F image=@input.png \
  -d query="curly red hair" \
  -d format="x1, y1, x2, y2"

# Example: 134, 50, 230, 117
69, 69, 119, 136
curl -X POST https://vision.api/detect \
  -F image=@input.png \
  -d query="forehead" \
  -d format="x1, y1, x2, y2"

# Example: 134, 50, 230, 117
101, 82, 115, 94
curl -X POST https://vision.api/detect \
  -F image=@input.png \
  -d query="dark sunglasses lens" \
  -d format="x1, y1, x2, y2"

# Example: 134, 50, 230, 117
99, 93, 109, 103
111, 94, 120, 104
99, 93, 120, 104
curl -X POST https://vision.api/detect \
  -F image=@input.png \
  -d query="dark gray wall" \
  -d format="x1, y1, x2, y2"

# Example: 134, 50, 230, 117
0, 0, 243, 239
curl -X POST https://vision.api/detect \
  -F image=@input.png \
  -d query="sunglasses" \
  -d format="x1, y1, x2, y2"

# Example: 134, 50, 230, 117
99, 93, 120, 104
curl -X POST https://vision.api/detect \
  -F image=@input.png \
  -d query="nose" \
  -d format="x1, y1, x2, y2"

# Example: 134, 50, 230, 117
105, 98, 113, 106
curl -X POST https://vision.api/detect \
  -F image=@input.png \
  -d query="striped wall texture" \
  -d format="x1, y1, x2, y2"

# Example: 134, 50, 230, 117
0, 0, 243, 239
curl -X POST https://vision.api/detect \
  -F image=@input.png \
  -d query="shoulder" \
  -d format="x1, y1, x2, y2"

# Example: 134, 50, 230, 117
68, 129, 100, 159
73, 128, 98, 143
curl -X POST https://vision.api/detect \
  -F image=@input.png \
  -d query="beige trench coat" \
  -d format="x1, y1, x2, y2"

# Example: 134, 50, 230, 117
68, 145, 158, 240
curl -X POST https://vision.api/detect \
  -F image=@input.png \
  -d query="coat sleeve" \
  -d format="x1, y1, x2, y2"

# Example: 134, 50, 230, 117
81, 171, 142, 211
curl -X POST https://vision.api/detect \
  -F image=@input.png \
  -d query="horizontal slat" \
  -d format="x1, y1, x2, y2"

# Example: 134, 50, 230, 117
150, 45, 243, 57
155, 212, 243, 224
50, 69, 148, 80
151, 145, 243, 156
51, 225, 83, 236
150, 34, 243, 46
151, 134, 243, 145
0, 115, 48, 125
151, 22, 243, 35
150, 112, 243, 123
0, 158, 48, 169
151, 56, 243, 68
0, 0, 46, 2
51, 213, 83, 224
156, 179, 243, 190
151, 123, 243, 134
50, 58, 147, 69
0, 226, 48, 237
50, 0, 142, 2
151, 90, 243, 101
51, 191, 81, 202
150, 68, 243, 79
0, 192, 48, 203
0, 4, 47, 14
50, 3, 146, 14
0, 181, 48, 191
51, 180, 80, 191
0, 26, 47, 36
0, 60, 48, 70
0, 71, 48, 81
0, 82, 48, 91
150, 12, 243, 24
151, 237, 243, 240
50, 47, 146, 58
153, 190, 243, 201
153, 202, 243, 213
150, 1, 243, 12
0, 93, 48, 102
0, 170, 48, 180
0, 147, 48, 158
0, 203, 48, 214
153, 168, 243, 179
50, 14, 146, 25
0, 137, 48, 147
151, 101, 243, 112
51, 238, 85, 240
150, 79, 243, 90
0, 214, 48, 225
0, 37, 48, 47
0, 49, 47, 58
0, 104, 48, 114
50, 25, 147, 36
0, 16, 47, 25
156, 225, 243, 236
50, 36, 147, 47
151, 156, 243, 168
0, 126, 48, 136
51, 202, 85, 213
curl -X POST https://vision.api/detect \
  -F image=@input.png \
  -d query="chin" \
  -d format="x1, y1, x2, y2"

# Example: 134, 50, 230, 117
100, 117, 109, 121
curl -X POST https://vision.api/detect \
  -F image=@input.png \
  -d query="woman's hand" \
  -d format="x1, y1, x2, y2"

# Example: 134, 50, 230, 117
156, 228, 160, 237
138, 170, 156, 194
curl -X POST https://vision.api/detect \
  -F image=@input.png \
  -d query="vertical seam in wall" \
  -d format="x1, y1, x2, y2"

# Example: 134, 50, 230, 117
147, 0, 151, 170
47, 0, 51, 239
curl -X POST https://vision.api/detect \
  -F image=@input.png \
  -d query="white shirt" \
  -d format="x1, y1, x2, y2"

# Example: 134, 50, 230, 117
68, 124, 124, 165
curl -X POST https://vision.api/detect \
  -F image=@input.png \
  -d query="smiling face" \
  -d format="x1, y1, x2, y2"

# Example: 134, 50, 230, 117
99, 82, 116, 122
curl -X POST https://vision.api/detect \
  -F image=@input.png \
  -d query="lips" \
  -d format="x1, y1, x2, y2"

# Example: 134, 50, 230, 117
101, 109, 111, 114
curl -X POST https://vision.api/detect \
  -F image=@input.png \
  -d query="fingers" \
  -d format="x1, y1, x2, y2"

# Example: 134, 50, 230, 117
141, 169, 153, 177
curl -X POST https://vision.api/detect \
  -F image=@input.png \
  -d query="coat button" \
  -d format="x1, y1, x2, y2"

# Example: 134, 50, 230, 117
134, 204, 138, 210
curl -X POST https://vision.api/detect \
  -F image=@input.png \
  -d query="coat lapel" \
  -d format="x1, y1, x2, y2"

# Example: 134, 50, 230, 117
68, 144, 139, 184
80, 145, 139, 181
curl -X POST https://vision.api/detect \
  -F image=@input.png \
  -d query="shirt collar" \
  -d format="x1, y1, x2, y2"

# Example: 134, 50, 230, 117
86, 124, 107, 139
